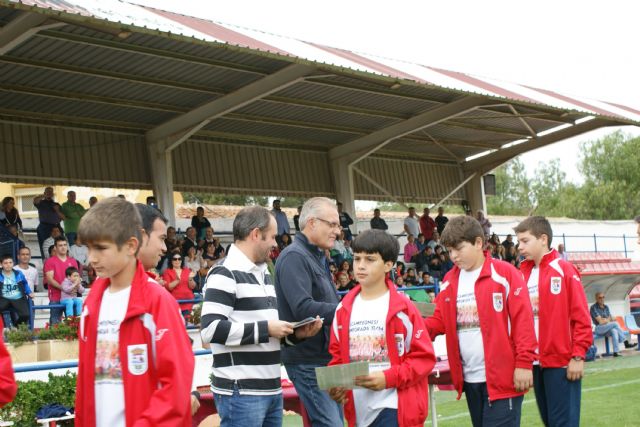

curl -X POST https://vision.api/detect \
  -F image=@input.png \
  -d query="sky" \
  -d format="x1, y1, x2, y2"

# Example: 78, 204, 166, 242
129, 0, 640, 184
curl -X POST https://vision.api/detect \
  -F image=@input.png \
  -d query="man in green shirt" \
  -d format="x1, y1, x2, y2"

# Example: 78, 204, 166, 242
61, 191, 86, 245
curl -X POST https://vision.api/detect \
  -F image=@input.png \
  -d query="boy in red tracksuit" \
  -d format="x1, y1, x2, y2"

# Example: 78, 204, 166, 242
425, 216, 537, 427
515, 216, 592, 427
328, 229, 436, 427
0, 338, 17, 408
75, 197, 194, 427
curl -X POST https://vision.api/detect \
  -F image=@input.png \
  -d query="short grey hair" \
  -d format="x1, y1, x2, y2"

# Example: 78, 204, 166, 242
300, 197, 336, 230
233, 206, 273, 241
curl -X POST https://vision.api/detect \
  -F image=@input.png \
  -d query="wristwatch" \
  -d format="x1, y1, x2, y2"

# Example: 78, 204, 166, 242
572, 356, 583, 361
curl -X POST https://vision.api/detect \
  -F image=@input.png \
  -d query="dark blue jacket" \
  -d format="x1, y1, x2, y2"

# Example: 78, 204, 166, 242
275, 233, 339, 365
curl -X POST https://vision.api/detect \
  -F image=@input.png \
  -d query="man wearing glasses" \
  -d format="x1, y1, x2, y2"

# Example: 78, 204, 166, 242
590, 292, 637, 356
275, 197, 344, 427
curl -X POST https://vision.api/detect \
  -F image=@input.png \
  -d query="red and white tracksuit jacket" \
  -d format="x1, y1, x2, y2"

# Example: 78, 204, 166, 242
520, 249, 592, 367
76, 261, 195, 427
0, 339, 17, 408
425, 253, 537, 401
329, 281, 436, 427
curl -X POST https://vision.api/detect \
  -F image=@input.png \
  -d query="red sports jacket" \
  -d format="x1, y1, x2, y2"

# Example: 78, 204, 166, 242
76, 261, 194, 427
329, 280, 436, 427
0, 339, 17, 408
425, 253, 537, 401
520, 249, 592, 367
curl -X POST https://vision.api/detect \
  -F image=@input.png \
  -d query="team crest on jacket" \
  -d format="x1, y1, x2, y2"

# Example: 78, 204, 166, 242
492, 293, 504, 312
395, 334, 405, 357
127, 344, 149, 375
550, 277, 562, 295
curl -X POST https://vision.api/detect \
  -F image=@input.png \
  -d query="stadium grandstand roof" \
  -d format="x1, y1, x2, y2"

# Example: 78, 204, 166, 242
1, 0, 639, 222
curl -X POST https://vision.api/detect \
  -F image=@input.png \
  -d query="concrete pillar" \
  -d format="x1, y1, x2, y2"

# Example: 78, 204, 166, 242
464, 174, 486, 215
147, 141, 176, 226
330, 157, 357, 234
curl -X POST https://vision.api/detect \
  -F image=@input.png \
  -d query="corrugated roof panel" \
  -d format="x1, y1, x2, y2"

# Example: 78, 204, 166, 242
354, 157, 465, 203
173, 140, 332, 195
0, 121, 149, 187
0, 64, 214, 109
235, 100, 399, 132
204, 118, 358, 145
419, 123, 515, 144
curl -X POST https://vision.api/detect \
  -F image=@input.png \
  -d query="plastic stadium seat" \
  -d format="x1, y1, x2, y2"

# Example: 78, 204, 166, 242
615, 316, 632, 341
624, 314, 640, 334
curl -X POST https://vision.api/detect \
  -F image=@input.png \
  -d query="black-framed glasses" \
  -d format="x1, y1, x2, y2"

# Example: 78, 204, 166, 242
314, 217, 341, 230
172, 257, 182, 261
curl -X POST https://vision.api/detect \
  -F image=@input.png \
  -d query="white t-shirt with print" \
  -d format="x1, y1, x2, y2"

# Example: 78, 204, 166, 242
456, 267, 485, 383
15, 265, 38, 292
349, 291, 398, 427
95, 286, 131, 427
527, 266, 540, 363
404, 216, 420, 238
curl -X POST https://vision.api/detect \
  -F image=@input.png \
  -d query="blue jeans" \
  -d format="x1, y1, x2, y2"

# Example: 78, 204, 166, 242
370, 408, 398, 427
533, 366, 581, 427
284, 363, 343, 427
464, 382, 523, 427
62, 298, 82, 317
213, 385, 282, 427
595, 322, 626, 352
49, 300, 63, 325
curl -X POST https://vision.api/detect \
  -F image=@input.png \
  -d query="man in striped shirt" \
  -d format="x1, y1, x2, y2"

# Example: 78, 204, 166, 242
200, 206, 321, 427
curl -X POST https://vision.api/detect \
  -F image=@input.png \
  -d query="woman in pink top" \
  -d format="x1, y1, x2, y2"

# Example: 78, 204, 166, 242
404, 234, 419, 263
161, 254, 196, 320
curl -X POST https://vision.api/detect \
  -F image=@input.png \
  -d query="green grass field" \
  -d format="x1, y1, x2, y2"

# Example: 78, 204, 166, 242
283, 352, 640, 426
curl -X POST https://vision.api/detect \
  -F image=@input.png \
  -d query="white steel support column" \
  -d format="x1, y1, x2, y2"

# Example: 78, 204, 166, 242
147, 141, 175, 225
330, 158, 357, 234
463, 174, 486, 215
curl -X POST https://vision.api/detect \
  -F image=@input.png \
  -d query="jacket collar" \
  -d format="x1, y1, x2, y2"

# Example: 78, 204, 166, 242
295, 232, 325, 259
520, 248, 558, 274
87, 261, 151, 320
339, 278, 408, 317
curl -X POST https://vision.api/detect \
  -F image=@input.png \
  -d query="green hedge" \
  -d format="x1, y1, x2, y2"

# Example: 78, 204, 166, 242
0, 372, 76, 426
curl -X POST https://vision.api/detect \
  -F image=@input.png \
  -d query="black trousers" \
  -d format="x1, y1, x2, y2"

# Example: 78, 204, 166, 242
0, 297, 30, 326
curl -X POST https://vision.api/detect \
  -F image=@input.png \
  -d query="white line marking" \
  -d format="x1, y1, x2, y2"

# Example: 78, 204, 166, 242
436, 379, 640, 422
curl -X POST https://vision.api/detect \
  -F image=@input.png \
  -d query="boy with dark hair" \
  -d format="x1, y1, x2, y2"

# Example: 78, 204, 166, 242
60, 266, 85, 317
425, 216, 536, 427
75, 197, 194, 427
0, 254, 34, 326
328, 229, 436, 427
515, 216, 592, 427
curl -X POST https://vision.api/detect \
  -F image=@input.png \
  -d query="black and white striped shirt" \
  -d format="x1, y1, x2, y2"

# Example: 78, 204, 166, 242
200, 244, 281, 396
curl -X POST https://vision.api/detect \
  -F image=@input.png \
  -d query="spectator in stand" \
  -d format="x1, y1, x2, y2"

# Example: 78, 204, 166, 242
70, 237, 93, 284
557, 244, 568, 261
271, 199, 290, 245
590, 292, 636, 356
427, 232, 441, 252
502, 234, 515, 251
15, 247, 38, 292
42, 226, 63, 261
146, 196, 160, 210
405, 267, 419, 286
440, 252, 454, 277
369, 208, 388, 231
293, 205, 302, 233
428, 251, 443, 280
337, 202, 355, 241
335, 271, 355, 294
279, 232, 292, 250
60, 266, 85, 317
331, 231, 348, 266
182, 226, 198, 257
270, 245, 281, 262
6, 224, 25, 250
184, 245, 205, 292
394, 261, 406, 279
0, 254, 34, 326
505, 246, 520, 268
338, 260, 354, 282
88, 196, 98, 208
165, 226, 179, 255
34, 187, 65, 259
191, 206, 211, 243
199, 226, 215, 250
202, 242, 219, 269
60, 190, 86, 245
419, 207, 437, 242
435, 206, 449, 235
403, 207, 420, 238
476, 210, 492, 239
416, 233, 427, 253
162, 253, 196, 322
403, 234, 419, 263
420, 272, 434, 287
0, 196, 22, 231
44, 236, 80, 325
405, 275, 431, 303
394, 275, 405, 287
414, 246, 435, 274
